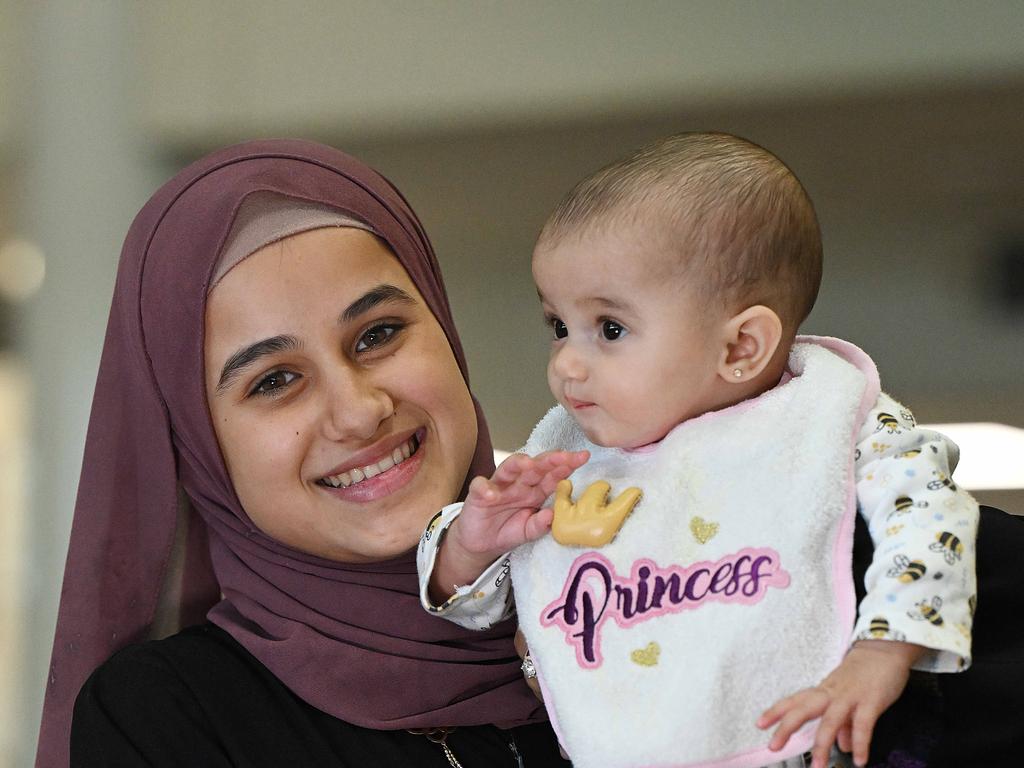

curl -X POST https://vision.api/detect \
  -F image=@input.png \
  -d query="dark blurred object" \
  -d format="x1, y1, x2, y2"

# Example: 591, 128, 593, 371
0, 301, 11, 350
995, 238, 1024, 311
854, 505, 1024, 767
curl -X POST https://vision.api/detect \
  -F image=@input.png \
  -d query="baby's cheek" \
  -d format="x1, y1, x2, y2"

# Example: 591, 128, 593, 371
546, 362, 562, 398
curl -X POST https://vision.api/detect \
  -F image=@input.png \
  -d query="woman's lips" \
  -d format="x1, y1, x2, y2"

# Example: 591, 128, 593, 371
319, 433, 419, 489
316, 430, 425, 502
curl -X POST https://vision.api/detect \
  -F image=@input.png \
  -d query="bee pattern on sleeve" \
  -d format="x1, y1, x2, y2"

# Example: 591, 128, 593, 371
416, 503, 515, 630
887, 554, 927, 583
418, 393, 981, 674
852, 393, 979, 672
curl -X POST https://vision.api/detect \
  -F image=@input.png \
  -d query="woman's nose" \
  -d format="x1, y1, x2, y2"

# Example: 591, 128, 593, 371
551, 340, 588, 382
320, 368, 394, 442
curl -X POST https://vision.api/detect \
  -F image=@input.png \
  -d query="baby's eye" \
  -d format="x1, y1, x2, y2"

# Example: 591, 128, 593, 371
551, 318, 568, 340
356, 323, 402, 353
601, 320, 626, 341
250, 370, 298, 397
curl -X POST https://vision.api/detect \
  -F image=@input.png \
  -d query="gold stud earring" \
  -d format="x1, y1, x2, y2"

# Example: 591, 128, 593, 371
732, 368, 743, 379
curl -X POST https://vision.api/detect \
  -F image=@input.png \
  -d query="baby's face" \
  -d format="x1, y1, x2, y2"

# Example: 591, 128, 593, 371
533, 228, 730, 449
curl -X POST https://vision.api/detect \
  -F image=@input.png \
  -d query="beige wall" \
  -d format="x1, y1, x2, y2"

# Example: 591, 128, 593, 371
136, 1, 1024, 140
323, 83, 1024, 450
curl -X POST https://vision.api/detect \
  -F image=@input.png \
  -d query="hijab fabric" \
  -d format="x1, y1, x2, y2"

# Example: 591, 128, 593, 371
37, 139, 541, 767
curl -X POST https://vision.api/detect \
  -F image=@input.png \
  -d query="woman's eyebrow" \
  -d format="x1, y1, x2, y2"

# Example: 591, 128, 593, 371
340, 284, 416, 323
216, 335, 300, 393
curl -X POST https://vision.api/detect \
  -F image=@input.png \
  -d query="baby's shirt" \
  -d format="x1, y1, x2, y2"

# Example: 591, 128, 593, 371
417, 392, 978, 673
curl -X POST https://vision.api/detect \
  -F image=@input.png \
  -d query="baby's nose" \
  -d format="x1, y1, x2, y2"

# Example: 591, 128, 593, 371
552, 342, 587, 381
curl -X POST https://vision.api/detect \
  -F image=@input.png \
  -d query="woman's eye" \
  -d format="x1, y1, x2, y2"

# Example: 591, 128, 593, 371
601, 320, 626, 341
355, 323, 401, 353
551, 318, 568, 339
250, 370, 298, 397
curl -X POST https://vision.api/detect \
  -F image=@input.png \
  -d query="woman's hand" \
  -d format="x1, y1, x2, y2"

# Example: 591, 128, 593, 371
515, 628, 570, 760
428, 451, 588, 603
756, 640, 923, 768
513, 628, 543, 700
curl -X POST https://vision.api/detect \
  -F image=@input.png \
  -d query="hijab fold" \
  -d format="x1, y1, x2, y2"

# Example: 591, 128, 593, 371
37, 140, 540, 768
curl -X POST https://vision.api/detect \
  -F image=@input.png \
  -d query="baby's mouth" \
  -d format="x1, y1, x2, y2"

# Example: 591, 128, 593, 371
316, 434, 420, 489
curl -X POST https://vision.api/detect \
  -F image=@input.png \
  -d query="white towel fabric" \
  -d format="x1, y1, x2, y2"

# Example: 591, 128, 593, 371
510, 337, 880, 768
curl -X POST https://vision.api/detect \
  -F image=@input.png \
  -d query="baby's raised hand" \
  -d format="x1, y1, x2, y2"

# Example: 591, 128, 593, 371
454, 451, 590, 559
429, 451, 588, 604
551, 478, 642, 547
756, 640, 923, 768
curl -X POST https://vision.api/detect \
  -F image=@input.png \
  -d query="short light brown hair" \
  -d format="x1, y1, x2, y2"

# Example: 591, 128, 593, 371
538, 132, 822, 331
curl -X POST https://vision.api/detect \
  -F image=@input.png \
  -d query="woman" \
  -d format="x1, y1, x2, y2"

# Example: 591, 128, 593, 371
37, 139, 569, 766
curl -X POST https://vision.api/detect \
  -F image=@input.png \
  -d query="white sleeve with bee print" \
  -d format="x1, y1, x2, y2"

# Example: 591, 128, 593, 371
852, 392, 979, 672
416, 503, 516, 630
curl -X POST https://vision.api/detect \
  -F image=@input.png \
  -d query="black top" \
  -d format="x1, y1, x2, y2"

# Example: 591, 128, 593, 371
72, 623, 569, 767
74, 505, 1024, 767
855, 505, 1024, 767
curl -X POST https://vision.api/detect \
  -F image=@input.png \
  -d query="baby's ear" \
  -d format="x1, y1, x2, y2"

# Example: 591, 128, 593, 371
716, 305, 783, 383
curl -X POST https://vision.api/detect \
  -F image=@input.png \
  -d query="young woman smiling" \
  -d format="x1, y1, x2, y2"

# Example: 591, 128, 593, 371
36, 141, 568, 767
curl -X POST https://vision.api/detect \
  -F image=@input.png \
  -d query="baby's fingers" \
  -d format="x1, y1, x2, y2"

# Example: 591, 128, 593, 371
850, 704, 878, 768
835, 723, 852, 755
810, 702, 852, 768
535, 451, 588, 496
492, 453, 544, 486
465, 474, 499, 505
756, 691, 800, 730
761, 690, 829, 751
523, 508, 555, 542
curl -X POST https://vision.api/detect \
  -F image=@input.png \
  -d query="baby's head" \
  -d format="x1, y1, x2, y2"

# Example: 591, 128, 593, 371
533, 132, 822, 449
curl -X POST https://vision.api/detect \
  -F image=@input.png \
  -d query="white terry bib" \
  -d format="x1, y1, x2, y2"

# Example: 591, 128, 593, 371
511, 338, 880, 768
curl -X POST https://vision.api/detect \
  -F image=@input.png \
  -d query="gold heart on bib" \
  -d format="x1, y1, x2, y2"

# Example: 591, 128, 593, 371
630, 642, 660, 667
689, 516, 719, 544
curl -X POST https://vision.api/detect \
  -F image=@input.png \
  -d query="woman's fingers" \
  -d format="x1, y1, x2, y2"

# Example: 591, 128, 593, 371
513, 629, 543, 700
513, 628, 527, 658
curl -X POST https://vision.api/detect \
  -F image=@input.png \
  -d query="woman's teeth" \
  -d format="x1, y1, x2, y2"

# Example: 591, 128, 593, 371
320, 436, 417, 489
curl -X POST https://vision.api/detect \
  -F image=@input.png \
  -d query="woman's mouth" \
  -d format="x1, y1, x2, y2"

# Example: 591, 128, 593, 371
317, 433, 420, 489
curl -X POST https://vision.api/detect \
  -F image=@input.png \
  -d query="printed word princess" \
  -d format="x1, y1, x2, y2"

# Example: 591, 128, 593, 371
542, 549, 791, 668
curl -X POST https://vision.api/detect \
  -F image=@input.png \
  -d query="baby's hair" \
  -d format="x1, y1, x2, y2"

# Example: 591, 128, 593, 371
538, 132, 822, 332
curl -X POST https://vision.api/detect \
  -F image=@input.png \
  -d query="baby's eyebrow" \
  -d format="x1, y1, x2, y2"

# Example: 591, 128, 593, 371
216, 335, 300, 394
589, 296, 636, 314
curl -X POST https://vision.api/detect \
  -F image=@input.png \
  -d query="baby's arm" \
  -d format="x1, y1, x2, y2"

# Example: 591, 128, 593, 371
760, 394, 979, 767
416, 451, 588, 627
849, 395, 977, 669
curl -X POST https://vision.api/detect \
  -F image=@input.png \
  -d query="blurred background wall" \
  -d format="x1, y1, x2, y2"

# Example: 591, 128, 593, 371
1, 2, 1022, 764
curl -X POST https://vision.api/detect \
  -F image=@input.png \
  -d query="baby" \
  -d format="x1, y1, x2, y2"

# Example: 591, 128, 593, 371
417, 133, 978, 768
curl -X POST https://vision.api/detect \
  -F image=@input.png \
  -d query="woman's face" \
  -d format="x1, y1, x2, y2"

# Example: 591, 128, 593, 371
204, 227, 478, 562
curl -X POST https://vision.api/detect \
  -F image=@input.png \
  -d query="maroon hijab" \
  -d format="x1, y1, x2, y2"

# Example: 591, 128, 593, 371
37, 140, 542, 767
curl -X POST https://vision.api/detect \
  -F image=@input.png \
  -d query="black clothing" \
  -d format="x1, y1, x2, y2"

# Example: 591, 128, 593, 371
856, 505, 1024, 767
72, 624, 569, 767
74, 506, 1023, 767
